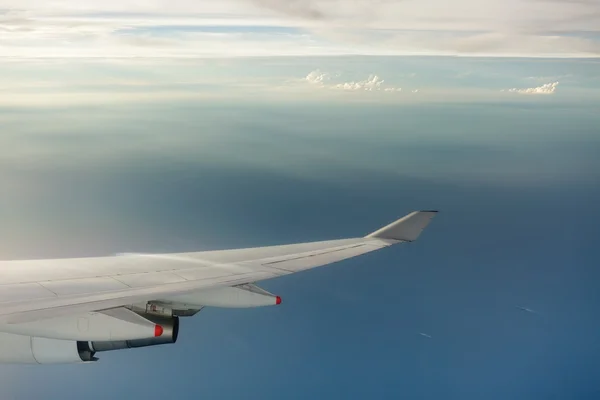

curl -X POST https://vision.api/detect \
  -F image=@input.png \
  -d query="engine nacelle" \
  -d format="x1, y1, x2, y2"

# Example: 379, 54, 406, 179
1, 307, 162, 341
79, 315, 179, 357
0, 315, 179, 364
0, 332, 93, 364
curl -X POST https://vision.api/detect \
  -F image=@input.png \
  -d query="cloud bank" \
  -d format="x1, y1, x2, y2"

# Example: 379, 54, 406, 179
333, 75, 385, 91
305, 69, 332, 85
505, 81, 560, 95
305, 70, 403, 92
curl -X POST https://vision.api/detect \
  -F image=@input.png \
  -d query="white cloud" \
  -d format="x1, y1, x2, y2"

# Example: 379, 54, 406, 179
506, 81, 559, 94
304, 70, 402, 92
305, 69, 331, 85
334, 74, 384, 91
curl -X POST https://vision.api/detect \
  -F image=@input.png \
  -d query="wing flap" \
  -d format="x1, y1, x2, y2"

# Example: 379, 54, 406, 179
3, 271, 276, 324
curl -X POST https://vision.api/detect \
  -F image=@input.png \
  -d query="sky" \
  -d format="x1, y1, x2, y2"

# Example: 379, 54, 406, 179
1, 1, 600, 399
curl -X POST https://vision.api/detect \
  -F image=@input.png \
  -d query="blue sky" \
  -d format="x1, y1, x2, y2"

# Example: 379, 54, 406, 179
1, 1, 600, 399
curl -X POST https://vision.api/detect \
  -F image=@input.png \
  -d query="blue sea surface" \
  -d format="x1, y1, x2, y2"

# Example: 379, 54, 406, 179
0, 101, 599, 399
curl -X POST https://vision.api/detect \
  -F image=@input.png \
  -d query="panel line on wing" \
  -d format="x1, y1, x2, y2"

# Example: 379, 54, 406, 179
262, 244, 368, 266
35, 282, 59, 297
109, 276, 133, 288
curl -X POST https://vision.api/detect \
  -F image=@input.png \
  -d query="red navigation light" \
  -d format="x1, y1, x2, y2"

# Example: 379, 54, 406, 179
154, 325, 164, 337
275, 296, 282, 305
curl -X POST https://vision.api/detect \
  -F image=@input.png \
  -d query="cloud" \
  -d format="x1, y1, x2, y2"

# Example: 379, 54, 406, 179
505, 81, 560, 94
245, 0, 600, 56
0, 0, 599, 58
250, 0, 327, 20
305, 69, 331, 85
333, 74, 385, 91
525, 74, 573, 81
304, 70, 402, 92
247, 0, 600, 32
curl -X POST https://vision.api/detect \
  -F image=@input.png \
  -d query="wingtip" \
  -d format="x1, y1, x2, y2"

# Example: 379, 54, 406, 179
366, 210, 438, 241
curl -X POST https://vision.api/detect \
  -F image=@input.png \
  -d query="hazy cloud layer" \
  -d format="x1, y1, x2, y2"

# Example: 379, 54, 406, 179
248, 0, 600, 56
0, 0, 599, 57
250, 0, 328, 20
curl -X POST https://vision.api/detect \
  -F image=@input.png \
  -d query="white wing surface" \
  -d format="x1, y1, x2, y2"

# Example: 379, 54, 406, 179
0, 211, 437, 324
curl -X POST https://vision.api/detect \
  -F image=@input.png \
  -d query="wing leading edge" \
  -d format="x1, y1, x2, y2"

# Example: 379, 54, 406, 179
0, 211, 438, 324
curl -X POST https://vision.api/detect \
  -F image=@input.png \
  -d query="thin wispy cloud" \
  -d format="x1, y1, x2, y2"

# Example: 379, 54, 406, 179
517, 306, 538, 314
504, 81, 559, 95
526, 75, 573, 81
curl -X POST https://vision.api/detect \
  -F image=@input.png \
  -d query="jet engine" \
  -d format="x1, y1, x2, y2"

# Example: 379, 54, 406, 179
78, 315, 179, 358
0, 332, 93, 364
0, 284, 279, 364
0, 314, 179, 364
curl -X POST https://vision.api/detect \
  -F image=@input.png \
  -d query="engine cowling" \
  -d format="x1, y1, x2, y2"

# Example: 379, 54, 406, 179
1, 307, 163, 341
80, 315, 179, 355
0, 315, 179, 364
0, 332, 93, 364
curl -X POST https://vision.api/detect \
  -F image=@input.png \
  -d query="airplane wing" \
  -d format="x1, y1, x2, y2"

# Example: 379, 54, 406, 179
0, 210, 438, 363
0, 210, 437, 325
0, 211, 437, 325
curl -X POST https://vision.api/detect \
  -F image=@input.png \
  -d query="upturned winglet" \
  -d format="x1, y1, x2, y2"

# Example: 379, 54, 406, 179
365, 210, 438, 242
